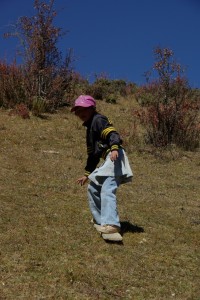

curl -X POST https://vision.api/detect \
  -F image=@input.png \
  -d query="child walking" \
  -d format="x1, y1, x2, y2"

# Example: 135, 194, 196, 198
71, 95, 133, 241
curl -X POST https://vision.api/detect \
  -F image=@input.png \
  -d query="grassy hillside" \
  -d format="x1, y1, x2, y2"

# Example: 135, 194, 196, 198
0, 97, 199, 299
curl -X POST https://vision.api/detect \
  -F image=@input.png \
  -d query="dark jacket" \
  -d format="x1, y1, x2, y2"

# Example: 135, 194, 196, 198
83, 112, 123, 176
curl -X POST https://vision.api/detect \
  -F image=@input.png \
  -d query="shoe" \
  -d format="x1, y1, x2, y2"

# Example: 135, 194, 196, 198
93, 223, 123, 242
93, 224, 120, 234
102, 232, 123, 242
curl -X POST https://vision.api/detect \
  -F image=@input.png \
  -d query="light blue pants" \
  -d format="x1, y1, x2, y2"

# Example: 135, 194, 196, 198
87, 176, 121, 227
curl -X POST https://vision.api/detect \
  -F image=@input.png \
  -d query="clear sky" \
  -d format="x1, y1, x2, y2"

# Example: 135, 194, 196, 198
0, 0, 200, 88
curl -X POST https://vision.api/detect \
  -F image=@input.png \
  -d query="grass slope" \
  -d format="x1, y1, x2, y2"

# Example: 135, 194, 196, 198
0, 98, 200, 299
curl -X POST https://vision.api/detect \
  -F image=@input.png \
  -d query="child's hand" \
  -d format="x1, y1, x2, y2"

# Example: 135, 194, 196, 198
110, 150, 119, 161
77, 176, 88, 186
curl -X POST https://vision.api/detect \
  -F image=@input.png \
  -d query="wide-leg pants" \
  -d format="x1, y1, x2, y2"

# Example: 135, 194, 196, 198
87, 176, 121, 227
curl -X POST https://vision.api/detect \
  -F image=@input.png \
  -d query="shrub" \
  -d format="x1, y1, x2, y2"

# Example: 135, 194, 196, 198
64, 72, 90, 105
3, 0, 74, 112
9, 103, 30, 119
31, 96, 47, 116
16, 103, 30, 119
87, 76, 135, 102
87, 77, 112, 100
134, 47, 200, 151
0, 61, 28, 108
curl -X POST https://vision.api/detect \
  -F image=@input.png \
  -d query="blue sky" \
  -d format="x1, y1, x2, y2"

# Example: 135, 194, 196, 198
0, 0, 200, 88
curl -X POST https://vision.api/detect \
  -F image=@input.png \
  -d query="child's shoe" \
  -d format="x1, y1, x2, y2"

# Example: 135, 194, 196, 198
93, 224, 123, 242
93, 224, 120, 234
101, 232, 123, 242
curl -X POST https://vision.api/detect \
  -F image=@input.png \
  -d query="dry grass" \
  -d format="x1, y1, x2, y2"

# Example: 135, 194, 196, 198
0, 97, 200, 300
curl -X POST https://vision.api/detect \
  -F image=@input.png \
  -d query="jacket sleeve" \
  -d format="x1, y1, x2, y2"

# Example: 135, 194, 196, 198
84, 154, 100, 176
97, 116, 122, 151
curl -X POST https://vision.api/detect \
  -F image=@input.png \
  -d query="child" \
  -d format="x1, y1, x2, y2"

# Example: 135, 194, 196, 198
71, 95, 133, 241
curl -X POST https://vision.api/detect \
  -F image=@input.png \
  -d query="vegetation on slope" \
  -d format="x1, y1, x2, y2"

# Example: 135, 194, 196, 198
0, 98, 199, 299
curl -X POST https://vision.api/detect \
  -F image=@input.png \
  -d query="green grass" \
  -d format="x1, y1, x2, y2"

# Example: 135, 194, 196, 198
0, 98, 200, 299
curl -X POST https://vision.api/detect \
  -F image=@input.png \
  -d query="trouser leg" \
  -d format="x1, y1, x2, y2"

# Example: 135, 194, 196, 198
100, 177, 121, 227
87, 181, 102, 225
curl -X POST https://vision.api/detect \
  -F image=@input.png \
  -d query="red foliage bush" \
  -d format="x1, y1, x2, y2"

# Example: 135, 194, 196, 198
134, 47, 200, 150
0, 61, 28, 108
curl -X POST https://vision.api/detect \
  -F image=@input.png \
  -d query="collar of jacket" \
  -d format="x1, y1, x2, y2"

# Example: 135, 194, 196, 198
82, 112, 97, 127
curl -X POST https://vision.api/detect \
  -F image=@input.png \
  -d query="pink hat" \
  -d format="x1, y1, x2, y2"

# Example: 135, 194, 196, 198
71, 95, 96, 112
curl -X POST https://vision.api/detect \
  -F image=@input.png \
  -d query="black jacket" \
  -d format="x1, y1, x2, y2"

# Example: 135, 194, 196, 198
83, 112, 122, 176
